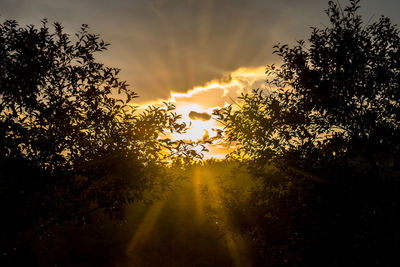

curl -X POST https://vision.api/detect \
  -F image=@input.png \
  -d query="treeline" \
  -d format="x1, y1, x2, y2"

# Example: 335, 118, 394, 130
0, 19, 200, 264
1, 0, 400, 266
214, 0, 400, 265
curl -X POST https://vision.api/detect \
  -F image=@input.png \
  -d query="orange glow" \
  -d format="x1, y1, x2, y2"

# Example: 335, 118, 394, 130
171, 103, 219, 142
138, 66, 266, 158
126, 201, 165, 256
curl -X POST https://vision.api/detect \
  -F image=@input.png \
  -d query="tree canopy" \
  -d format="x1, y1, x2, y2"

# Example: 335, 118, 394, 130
0, 19, 193, 260
217, 0, 400, 163
215, 0, 400, 265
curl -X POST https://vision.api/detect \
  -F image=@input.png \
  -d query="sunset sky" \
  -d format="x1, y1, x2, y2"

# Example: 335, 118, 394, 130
2, 0, 400, 157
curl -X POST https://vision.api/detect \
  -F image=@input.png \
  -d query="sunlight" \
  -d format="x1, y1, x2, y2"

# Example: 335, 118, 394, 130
193, 166, 205, 223
136, 66, 267, 158
192, 167, 252, 266
126, 201, 165, 256
171, 103, 219, 142
173, 120, 213, 142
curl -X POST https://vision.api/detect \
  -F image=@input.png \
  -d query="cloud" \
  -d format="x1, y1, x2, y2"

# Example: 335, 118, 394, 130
3, 0, 400, 103
139, 66, 267, 108
166, 66, 267, 108
137, 66, 267, 158
188, 111, 211, 121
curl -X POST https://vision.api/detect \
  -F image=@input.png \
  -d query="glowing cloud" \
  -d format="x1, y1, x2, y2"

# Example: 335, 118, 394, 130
138, 66, 267, 158
189, 111, 211, 121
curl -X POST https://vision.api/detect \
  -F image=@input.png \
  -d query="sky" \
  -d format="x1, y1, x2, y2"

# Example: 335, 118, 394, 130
1, 0, 400, 157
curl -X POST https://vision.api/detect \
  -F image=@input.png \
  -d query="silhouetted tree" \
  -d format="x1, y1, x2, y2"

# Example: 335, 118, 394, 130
215, 0, 400, 265
0, 20, 194, 262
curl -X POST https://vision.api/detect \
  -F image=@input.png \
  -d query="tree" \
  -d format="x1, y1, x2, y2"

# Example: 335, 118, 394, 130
215, 0, 400, 265
0, 20, 193, 261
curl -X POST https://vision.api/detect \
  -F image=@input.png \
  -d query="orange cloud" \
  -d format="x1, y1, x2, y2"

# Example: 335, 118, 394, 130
138, 66, 266, 159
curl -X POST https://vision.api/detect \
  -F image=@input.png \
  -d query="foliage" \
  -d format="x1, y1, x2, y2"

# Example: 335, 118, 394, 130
0, 19, 195, 260
215, 0, 400, 265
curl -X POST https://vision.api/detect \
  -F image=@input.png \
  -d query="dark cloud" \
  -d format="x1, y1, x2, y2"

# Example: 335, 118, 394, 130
1, 0, 399, 101
189, 111, 211, 121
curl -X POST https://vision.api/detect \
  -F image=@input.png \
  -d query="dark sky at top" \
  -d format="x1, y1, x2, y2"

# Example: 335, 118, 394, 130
1, 0, 399, 101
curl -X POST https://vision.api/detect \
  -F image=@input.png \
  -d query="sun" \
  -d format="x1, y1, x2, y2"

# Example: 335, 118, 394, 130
170, 103, 218, 142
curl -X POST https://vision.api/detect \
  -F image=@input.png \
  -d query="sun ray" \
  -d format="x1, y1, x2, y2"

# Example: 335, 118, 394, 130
193, 166, 205, 223
136, 66, 266, 158
201, 167, 252, 266
125, 201, 165, 256
183, 165, 253, 266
